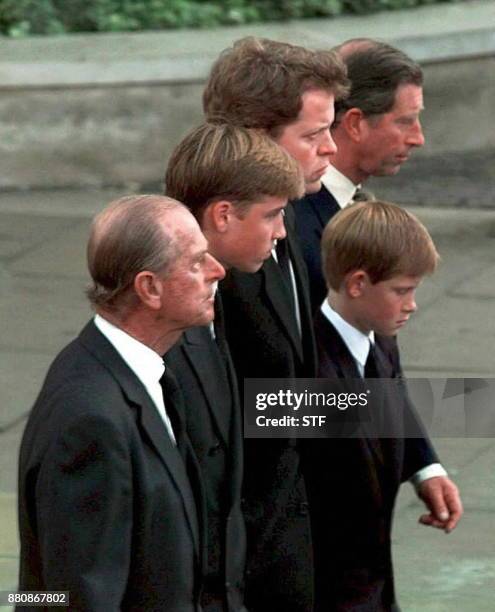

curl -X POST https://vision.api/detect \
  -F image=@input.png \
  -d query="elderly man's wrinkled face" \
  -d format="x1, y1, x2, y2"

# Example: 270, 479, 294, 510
158, 208, 225, 330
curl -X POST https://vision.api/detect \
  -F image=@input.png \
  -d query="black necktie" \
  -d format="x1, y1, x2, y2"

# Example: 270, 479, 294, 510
275, 238, 295, 303
213, 292, 229, 358
159, 368, 187, 461
364, 341, 379, 379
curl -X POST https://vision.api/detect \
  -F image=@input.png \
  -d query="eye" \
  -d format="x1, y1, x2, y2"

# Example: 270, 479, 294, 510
305, 133, 318, 142
191, 254, 206, 271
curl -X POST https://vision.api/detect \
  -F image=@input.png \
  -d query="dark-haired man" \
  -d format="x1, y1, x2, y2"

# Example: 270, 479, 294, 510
294, 39, 426, 311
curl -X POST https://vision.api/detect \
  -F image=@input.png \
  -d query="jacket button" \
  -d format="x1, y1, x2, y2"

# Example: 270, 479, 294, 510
208, 442, 221, 456
298, 501, 309, 516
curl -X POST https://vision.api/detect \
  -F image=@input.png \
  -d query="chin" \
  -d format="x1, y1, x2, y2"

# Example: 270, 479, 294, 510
236, 259, 265, 273
304, 179, 322, 194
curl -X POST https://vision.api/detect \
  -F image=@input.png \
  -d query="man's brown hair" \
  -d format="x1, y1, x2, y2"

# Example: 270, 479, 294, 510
86, 194, 184, 312
333, 39, 423, 121
322, 200, 439, 290
203, 36, 348, 135
165, 122, 305, 220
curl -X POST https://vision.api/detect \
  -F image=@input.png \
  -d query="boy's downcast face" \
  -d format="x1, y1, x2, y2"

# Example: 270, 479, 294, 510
354, 273, 420, 336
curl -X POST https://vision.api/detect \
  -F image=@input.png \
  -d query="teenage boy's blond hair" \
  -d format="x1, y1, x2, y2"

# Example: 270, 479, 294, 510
165, 122, 304, 220
322, 200, 439, 290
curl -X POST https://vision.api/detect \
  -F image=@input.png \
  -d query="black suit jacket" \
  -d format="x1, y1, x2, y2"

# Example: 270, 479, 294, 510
18, 321, 205, 612
306, 312, 438, 611
293, 185, 341, 313
164, 322, 246, 612
220, 205, 317, 612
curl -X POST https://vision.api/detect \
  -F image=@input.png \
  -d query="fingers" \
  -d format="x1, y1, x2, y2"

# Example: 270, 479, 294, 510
418, 476, 463, 534
418, 513, 447, 530
443, 482, 463, 532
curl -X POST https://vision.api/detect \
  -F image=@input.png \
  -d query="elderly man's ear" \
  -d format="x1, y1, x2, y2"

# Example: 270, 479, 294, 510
134, 271, 163, 310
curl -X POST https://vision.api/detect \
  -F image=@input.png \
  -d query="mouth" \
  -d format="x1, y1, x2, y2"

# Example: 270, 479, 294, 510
314, 166, 329, 178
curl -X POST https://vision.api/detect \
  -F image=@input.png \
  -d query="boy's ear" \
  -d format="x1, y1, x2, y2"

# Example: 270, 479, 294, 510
208, 200, 235, 233
345, 270, 368, 298
134, 271, 162, 310
341, 108, 366, 143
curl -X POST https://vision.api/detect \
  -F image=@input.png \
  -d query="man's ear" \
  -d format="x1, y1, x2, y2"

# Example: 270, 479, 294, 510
208, 200, 235, 233
134, 271, 162, 310
341, 108, 366, 143
345, 270, 369, 298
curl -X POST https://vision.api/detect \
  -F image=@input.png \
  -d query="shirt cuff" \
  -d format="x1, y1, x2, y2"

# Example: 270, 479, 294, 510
410, 463, 448, 488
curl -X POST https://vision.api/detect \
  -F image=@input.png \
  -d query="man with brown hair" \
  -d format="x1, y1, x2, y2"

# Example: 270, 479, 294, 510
18, 195, 225, 610
164, 122, 304, 612
309, 200, 462, 610
294, 39, 427, 311
203, 37, 348, 611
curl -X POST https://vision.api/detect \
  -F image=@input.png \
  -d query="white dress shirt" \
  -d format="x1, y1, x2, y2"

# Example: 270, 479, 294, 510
321, 164, 360, 209
94, 314, 176, 444
320, 300, 446, 487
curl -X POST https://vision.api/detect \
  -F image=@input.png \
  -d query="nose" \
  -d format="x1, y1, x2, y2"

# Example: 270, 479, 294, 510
274, 211, 287, 241
403, 293, 417, 314
318, 129, 338, 156
406, 119, 425, 148
206, 253, 225, 282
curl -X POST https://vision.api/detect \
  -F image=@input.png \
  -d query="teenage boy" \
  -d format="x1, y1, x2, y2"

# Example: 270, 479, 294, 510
308, 199, 463, 611
164, 122, 304, 612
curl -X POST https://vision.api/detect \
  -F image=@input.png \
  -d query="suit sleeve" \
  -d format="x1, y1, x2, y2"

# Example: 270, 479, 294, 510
35, 408, 133, 611
381, 336, 439, 481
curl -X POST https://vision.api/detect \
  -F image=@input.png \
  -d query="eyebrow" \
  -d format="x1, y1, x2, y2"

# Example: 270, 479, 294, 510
302, 124, 331, 136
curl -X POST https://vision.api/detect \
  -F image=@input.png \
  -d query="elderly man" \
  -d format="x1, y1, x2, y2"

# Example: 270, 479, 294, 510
293, 39, 427, 311
202, 37, 348, 611
17, 195, 224, 611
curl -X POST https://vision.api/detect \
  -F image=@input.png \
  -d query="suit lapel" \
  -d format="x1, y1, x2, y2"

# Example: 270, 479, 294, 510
79, 321, 201, 559
307, 184, 341, 233
262, 255, 304, 361
315, 313, 385, 467
180, 326, 231, 446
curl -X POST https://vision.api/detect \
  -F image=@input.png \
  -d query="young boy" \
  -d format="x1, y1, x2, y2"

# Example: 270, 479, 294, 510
307, 200, 463, 611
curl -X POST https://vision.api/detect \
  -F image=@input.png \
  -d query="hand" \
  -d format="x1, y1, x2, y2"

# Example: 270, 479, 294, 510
417, 476, 463, 534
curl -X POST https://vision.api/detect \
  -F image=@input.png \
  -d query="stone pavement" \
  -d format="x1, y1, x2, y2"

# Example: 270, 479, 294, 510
1, 189, 494, 608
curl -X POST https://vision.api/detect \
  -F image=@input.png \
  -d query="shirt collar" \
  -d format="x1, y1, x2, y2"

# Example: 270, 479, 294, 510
321, 299, 375, 370
321, 164, 360, 209
94, 313, 165, 387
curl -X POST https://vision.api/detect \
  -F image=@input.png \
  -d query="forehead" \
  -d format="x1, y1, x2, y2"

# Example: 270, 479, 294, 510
389, 83, 423, 115
243, 195, 288, 214
380, 274, 421, 288
166, 208, 207, 255
293, 88, 335, 126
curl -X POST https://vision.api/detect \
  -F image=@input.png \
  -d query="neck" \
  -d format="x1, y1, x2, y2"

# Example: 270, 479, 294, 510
331, 133, 369, 185
327, 292, 370, 335
97, 308, 183, 356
